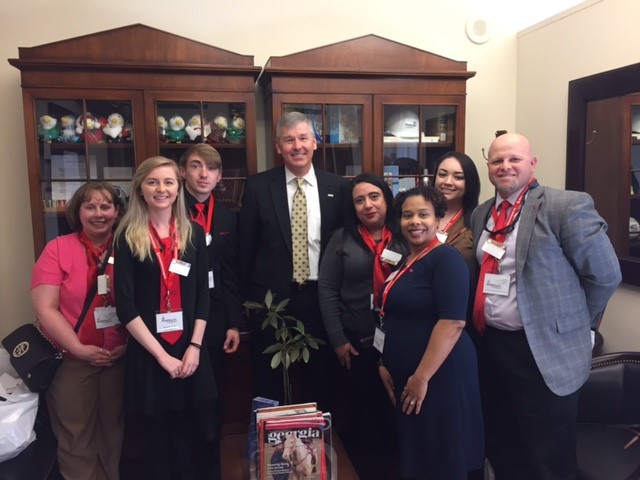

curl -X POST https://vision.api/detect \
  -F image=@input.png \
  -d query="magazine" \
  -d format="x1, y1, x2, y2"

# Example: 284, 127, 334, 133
248, 397, 280, 461
259, 415, 327, 480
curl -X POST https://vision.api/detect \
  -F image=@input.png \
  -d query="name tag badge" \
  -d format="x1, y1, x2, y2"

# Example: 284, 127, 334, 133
436, 231, 448, 243
373, 327, 385, 354
107, 256, 115, 265
169, 259, 191, 277
481, 238, 506, 260
208, 269, 215, 289
94, 306, 120, 329
206, 233, 212, 246
97, 274, 109, 295
156, 310, 184, 334
381, 248, 402, 266
483, 273, 510, 296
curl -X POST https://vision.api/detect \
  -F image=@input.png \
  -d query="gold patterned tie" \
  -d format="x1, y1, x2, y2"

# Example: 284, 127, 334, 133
291, 177, 309, 284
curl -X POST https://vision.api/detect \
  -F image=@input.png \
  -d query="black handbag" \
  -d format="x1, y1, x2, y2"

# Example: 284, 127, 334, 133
2, 244, 113, 393
2, 324, 63, 393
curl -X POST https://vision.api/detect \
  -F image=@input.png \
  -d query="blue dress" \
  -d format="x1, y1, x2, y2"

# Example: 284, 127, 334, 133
382, 244, 484, 479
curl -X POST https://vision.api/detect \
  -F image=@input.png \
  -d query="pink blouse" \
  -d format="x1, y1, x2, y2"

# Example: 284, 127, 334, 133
31, 233, 127, 350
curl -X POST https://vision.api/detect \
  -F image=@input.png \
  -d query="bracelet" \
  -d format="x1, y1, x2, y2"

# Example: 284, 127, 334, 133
189, 341, 201, 350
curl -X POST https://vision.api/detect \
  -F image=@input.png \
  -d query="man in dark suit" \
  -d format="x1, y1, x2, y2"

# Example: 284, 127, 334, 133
470, 133, 621, 480
179, 143, 242, 480
239, 111, 349, 408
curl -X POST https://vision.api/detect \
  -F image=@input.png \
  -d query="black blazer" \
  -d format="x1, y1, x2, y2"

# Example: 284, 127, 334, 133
238, 166, 349, 303
185, 191, 242, 349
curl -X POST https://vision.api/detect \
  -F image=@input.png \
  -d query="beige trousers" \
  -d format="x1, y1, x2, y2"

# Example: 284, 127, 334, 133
46, 358, 125, 480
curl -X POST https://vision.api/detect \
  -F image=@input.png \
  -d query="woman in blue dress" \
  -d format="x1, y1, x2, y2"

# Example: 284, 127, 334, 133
378, 185, 484, 479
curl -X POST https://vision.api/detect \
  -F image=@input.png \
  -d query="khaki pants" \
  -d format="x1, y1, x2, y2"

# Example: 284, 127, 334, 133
46, 358, 125, 480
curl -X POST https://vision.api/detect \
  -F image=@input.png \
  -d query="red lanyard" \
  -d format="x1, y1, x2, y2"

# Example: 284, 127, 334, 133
190, 194, 214, 234
440, 208, 464, 233
149, 221, 179, 311
491, 177, 536, 234
379, 236, 441, 318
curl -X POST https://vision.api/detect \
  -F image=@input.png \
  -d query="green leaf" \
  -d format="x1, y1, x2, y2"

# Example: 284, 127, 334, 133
271, 351, 282, 369
242, 301, 265, 311
295, 320, 306, 333
275, 298, 290, 312
265, 290, 274, 310
302, 347, 310, 363
263, 344, 282, 354
292, 349, 301, 363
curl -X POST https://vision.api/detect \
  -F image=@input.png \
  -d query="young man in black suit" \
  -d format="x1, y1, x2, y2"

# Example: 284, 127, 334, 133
179, 144, 242, 480
239, 111, 349, 409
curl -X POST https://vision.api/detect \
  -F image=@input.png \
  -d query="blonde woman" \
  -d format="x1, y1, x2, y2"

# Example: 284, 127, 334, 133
114, 156, 217, 480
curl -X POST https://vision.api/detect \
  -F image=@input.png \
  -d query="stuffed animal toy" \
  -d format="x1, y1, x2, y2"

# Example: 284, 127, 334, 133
185, 114, 210, 142
206, 114, 227, 144
103, 113, 125, 142
76, 113, 105, 144
227, 113, 246, 144
166, 115, 186, 143
58, 115, 80, 143
38, 115, 59, 142
157, 115, 168, 141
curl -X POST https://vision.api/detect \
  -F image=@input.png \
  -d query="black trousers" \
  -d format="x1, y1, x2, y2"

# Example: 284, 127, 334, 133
479, 327, 580, 480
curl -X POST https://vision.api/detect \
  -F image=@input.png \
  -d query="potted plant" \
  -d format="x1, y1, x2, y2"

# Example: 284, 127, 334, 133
243, 290, 325, 404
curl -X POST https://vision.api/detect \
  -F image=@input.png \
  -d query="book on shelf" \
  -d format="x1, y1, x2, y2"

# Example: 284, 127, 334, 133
259, 414, 328, 480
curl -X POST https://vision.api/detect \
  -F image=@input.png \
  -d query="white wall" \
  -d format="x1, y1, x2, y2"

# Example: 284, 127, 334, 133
516, 0, 640, 351
0, 0, 637, 343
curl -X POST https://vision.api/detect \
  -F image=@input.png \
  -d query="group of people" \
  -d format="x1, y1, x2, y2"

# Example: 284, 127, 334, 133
31, 110, 622, 480
32, 144, 240, 480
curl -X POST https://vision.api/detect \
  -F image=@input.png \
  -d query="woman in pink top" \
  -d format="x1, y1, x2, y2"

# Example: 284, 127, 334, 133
31, 182, 127, 480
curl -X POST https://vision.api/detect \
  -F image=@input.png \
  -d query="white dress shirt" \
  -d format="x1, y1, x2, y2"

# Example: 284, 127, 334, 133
285, 165, 322, 281
475, 188, 528, 331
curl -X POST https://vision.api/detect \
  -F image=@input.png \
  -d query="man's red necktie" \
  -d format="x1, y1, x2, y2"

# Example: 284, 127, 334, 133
193, 203, 206, 230
473, 200, 510, 334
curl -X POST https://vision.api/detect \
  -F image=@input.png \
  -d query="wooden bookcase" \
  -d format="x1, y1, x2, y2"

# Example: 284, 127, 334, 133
9, 24, 261, 257
258, 34, 475, 193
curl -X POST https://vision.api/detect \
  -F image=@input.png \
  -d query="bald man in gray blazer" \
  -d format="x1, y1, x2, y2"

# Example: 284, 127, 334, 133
469, 133, 621, 480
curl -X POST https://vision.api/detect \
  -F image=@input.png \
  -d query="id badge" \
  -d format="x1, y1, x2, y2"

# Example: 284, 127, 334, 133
373, 327, 385, 353
169, 259, 191, 277
208, 269, 215, 289
206, 233, 212, 246
436, 231, 448, 243
156, 310, 184, 333
481, 238, 506, 260
97, 274, 109, 295
94, 306, 119, 329
483, 273, 510, 296
380, 248, 402, 266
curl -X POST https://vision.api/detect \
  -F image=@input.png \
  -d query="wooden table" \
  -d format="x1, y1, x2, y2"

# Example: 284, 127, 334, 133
221, 431, 359, 479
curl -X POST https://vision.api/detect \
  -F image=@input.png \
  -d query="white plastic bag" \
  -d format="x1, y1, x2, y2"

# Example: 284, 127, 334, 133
0, 381, 38, 462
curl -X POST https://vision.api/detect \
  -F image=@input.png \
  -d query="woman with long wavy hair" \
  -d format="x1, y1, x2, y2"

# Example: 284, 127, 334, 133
114, 156, 217, 480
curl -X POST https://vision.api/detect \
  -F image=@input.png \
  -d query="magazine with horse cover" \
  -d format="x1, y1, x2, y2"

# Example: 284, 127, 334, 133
258, 414, 328, 480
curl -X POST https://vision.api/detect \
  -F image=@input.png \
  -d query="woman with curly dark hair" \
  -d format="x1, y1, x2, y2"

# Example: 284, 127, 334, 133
378, 185, 484, 480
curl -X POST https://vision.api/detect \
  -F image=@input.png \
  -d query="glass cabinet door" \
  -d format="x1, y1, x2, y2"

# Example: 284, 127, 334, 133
36, 98, 135, 243
156, 100, 249, 210
382, 104, 457, 195
282, 103, 363, 176
630, 104, 640, 259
